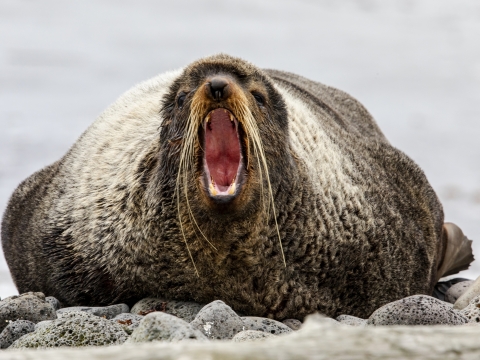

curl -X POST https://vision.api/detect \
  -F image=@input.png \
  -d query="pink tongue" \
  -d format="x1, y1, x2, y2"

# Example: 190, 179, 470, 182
205, 109, 240, 191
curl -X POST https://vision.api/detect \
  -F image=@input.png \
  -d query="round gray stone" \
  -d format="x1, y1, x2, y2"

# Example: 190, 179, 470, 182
232, 330, 276, 342
336, 315, 367, 327
10, 311, 128, 349
367, 295, 468, 326
0, 320, 35, 349
57, 303, 129, 319
0, 292, 56, 332
454, 276, 480, 310
45, 297, 61, 311
190, 300, 245, 340
131, 298, 204, 322
445, 281, 474, 304
126, 312, 207, 343
241, 317, 292, 335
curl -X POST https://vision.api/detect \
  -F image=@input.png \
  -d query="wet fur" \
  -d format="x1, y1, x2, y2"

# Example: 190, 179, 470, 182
2, 55, 444, 319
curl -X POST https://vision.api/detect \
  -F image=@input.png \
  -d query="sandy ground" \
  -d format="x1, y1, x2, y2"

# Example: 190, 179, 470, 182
0, 0, 479, 299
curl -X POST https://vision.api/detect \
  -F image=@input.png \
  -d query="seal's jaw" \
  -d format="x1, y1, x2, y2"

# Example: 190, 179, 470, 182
202, 108, 245, 203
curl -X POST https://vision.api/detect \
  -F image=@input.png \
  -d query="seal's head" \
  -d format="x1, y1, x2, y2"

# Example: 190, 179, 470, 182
159, 54, 290, 268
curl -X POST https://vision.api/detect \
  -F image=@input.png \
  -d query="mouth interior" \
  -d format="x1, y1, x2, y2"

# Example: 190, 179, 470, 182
204, 108, 241, 194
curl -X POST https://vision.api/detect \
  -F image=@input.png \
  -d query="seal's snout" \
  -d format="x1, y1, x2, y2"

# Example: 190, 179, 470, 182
206, 76, 231, 101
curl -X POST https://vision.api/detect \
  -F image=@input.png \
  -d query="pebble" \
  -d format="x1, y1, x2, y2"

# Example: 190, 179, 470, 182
126, 312, 207, 343
459, 295, 480, 323
367, 295, 468, 326
45, 296, 61, 311
57, 303, 129, 319
241, 317, 292, 335
113, 313, 144, 334
0, 289, 477, 349
454, 276, 480, 310
190, 300, 245, 340
433, 278, 471, 302
10, 311, 128, 349
232, 330, 276, 342
0, 320, 35, 349
282, 319, 302, 330
0, 292, 56, 332
130, 298, 204, 322
336, 315, 367, 327
445, 281, 474, 304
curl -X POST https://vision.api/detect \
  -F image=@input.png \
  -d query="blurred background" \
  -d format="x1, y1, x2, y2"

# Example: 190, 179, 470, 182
0, 0, 479, 298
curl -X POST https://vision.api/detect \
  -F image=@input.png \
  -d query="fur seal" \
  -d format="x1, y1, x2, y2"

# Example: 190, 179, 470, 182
1, 54, 474, 319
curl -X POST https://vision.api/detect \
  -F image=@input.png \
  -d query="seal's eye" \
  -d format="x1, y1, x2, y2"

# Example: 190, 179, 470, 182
252, 92, 265, 107
177, 93, 187, 108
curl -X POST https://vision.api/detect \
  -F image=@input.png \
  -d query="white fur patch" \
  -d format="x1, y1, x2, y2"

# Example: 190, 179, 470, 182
274, 84, 375, 233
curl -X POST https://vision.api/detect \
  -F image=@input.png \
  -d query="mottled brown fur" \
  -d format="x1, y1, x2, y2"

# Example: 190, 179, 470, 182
0, 54, 466, 319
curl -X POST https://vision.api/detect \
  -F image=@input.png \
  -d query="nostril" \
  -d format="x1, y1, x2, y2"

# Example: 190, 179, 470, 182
209, 77, 229, 101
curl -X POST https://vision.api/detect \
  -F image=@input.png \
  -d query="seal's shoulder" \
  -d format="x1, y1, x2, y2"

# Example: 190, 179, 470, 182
263, 69, 387, 141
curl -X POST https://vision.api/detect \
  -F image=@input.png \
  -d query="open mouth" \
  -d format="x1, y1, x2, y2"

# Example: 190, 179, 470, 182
202, 108, 244, 200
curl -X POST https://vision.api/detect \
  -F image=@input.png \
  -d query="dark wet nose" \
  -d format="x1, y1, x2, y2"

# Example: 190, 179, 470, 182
208, 77, 230, 101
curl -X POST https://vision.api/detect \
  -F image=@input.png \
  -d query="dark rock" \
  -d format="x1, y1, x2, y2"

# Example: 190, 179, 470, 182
0, 320, 35, 349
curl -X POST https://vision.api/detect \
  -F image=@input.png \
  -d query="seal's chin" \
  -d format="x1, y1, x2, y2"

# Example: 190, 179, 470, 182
202, 108, 245, 203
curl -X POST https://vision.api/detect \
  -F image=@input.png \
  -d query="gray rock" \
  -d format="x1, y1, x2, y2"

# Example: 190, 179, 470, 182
10, 311, 128, 348
113, 313, 144, 334
336, 314, 367, 327
126, 312, 207, 343
6, 313, 480, 359
445, 281, 474, 304
0, 320, 35, 349
454, 276, 480, 310
367, 295, 468, 326
282, 319, 302, 330
34, 320, 53, 331
57, 303, 129, 319
190, 300, 245, 340
131, 298, 204, 322
241, 317, 292, 335
0, 292, 56, 332
459, 295, 480, 323
232, 330, 276, 342
45, 297, 61, 311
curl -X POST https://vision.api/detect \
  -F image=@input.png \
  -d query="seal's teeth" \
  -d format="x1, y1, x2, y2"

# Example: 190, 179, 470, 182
229, 113, 234, 122
205, 114, 211, 123
228, 180, 236, 195
209, 177, 217, 196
